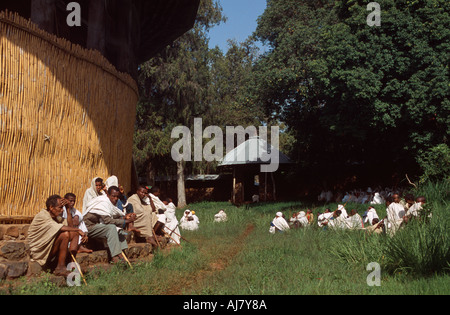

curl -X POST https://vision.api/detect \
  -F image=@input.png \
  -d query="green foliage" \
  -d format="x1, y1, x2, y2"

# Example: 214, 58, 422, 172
416, 143, 450, 183
251, 0, 450, 183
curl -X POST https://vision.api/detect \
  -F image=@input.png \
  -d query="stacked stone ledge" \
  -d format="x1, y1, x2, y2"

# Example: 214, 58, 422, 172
0, 224, 155, 281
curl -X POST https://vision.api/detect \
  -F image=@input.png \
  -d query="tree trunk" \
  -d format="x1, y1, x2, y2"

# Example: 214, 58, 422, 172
177, 161, 187, 208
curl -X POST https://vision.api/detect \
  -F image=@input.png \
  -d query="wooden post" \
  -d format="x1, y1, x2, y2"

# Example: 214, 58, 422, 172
264, 172, 268, 201
232, 167, 236, 204
271, 172, 276, 201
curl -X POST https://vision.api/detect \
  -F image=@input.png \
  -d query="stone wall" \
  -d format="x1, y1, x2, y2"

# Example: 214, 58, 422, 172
0, 224, 155, 282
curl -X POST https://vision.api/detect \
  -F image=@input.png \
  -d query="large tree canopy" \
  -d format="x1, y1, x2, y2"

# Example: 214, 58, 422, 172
252, 0, 449, 187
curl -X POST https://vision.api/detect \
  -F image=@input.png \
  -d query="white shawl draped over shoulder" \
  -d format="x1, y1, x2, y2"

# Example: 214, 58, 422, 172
82, 177, 104, 213
84, 194, 125, 218
272, 213, 290, 231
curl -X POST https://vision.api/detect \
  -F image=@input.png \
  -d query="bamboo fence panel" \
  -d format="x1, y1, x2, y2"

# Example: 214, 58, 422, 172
0, 11, 138, 219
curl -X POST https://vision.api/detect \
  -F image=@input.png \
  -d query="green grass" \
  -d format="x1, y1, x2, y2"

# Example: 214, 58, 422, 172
1, 183, 449, 295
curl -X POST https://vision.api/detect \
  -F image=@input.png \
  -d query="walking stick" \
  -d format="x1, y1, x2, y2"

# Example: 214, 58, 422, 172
164, 231, 182, 247
152, 228, 162, 248
121, 251, 133, 269
70, 252, 87, 286
164, 225, 191, 244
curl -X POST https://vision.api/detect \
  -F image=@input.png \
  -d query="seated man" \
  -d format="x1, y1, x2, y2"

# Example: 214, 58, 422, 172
180, 210, 199, 231
363, 206, 379, 226
347, 209, 364, 229
306, 209, 314, 225
62, 193, 92, 253
214, 209, 228, 222
317, 208, 333, 228
27, 195, 87, 276
327, 210, 351, 229
406, 196, 426, 218
366, 218, 384, 235
296, 211, 309, 227
126, 186, 160, 245
386, 194, 406, 235
83, 186, 136, 263
162, 198, 181, 245
270, 212, 290, 233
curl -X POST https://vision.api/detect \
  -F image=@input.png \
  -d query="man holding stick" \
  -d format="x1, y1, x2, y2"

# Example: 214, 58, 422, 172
83, 186, 135, 263
27, 195, 87, 276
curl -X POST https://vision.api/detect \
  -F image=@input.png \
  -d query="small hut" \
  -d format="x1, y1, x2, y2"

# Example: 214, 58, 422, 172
218, 137, 291, 204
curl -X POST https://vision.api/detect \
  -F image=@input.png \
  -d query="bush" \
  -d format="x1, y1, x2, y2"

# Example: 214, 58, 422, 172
417, 143, 450, 184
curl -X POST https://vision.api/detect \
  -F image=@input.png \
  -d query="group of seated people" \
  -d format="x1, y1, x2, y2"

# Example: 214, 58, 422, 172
271, 193, 428, 236
317, 186, 414, 206
26, 175, 182, 276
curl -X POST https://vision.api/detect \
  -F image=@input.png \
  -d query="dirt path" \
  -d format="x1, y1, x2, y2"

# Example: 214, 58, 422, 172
162, 223, 255, 295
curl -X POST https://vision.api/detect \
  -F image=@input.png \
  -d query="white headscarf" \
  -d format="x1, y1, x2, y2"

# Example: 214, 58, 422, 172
272, 212, 290, 231
105, 176, 119, 190
82, 177, 104, 213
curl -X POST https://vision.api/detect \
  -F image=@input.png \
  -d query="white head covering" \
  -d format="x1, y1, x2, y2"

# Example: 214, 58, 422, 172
105, 176, 119, 189
82, 177, 104, 213
276, 212, 283, 217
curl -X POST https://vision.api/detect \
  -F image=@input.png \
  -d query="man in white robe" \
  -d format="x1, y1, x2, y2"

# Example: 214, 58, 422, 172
385, 194, 406, 235
328, 210, 350, 229
163, 198, 181, 244
406, 196, 426, 218
317, 209, 333, 228
363, 206, 380, 226
296, 211, 309, 227
338, 204, 349, 220
371, 192, 384, 205
180, 210, 199, 231
270, 212, 290, 233
83, 186, 136, 262
347, 209, 364, 229
214, 210, 228, 222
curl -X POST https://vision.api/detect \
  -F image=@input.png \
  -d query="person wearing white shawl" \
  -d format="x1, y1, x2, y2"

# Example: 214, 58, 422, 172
327, 210, 350, 229
370, 192, 384, 205
385, 195, 406, 235
83, 186, 135, 262
406, 196, 426, 218
214, 209, 228, 222
296, 211, 309, 227
363, 206, 379, 226
347, 209, 364, 229
317, 209, 333, 228
270, 212, 290, 234
148, 186, 167, 212
82, 177, 104, 213
337, 204, 349, 220
162, 198, 181, 244
180, 210, 199, 231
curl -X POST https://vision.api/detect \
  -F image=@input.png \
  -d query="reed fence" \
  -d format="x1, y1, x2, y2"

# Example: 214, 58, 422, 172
0, 11, 138, 220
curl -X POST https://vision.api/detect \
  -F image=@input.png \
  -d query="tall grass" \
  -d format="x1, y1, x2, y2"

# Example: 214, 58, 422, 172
331, 180, 450, 277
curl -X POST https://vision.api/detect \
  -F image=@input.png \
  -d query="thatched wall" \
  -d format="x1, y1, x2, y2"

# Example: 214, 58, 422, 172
0, 11, 138, 218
